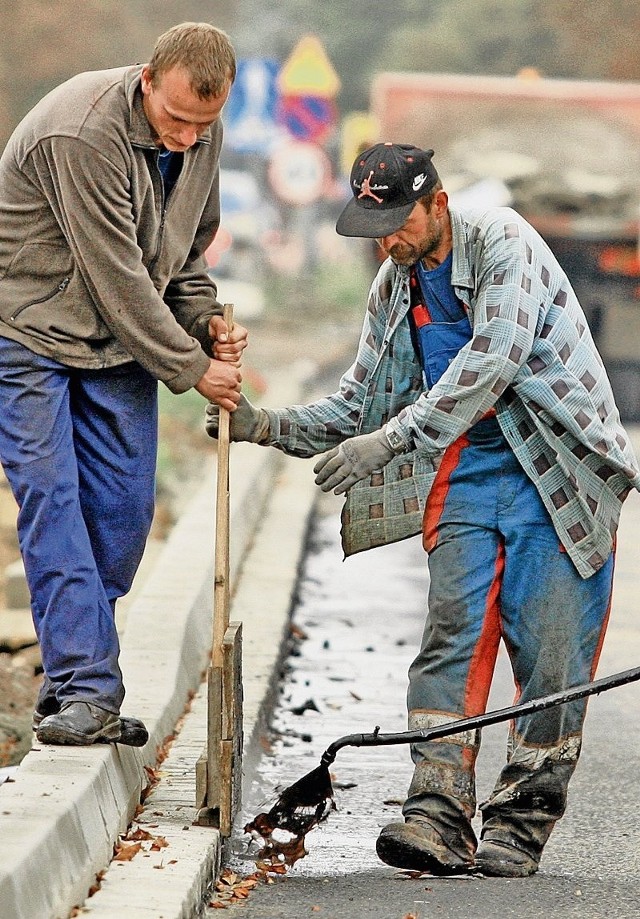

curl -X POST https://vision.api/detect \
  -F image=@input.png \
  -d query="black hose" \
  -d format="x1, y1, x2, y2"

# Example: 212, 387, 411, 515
321, 664, 640, 764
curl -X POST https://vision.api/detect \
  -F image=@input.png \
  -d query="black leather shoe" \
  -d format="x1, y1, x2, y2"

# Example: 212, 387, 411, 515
33, 704, 148, 747
36, 701, 121, 745
110, 716, 148, 747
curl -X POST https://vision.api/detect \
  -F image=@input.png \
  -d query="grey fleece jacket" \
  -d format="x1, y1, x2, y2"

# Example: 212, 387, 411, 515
0, 65, 225, 393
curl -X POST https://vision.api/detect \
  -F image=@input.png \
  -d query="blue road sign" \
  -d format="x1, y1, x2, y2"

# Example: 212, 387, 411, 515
224, 58, 283, 155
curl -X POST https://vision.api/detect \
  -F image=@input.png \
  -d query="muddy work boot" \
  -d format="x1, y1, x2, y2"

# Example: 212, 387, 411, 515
33, 706, 148, 746
36, 701, 122, 746
476, 758, 573, 877
475, 837, 540, 877
376, 817, 474, 875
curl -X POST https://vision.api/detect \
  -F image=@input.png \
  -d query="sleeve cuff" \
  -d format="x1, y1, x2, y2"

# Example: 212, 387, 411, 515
384, 423, 411, 455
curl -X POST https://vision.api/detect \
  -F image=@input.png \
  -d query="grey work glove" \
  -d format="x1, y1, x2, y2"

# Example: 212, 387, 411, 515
313, 428, 396, 495
204, 393, 271, 443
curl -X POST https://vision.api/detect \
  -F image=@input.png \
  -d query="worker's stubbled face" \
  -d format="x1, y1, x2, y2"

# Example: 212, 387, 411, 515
377, 198, 447, 267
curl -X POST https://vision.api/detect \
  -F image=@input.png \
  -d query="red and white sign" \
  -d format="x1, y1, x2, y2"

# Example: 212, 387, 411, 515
268, 141, 331, 205
277, 93, 337, 144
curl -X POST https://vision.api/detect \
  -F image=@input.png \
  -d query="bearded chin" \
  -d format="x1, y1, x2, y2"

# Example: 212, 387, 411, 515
390, 245, 418, 265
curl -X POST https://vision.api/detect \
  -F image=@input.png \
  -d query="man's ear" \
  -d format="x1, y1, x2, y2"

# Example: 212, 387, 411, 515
434, 189, 449, 217
140, 66, 152, 97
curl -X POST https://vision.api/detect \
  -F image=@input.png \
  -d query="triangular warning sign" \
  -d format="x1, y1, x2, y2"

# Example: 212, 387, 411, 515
278, 35, 341, 98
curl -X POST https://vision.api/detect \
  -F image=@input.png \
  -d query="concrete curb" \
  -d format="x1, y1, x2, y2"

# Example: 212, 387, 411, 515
0, 379, 319, 919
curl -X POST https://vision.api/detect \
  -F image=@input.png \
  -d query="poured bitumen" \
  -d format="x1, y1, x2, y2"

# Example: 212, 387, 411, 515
208, 488, 640, 919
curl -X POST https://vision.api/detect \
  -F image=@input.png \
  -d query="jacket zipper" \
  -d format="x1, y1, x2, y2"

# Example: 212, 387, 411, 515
148, 150, 167, 276
10, 277, 71, 321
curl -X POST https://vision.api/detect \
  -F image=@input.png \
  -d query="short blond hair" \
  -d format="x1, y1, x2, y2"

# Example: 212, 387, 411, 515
147, 22, 236, 98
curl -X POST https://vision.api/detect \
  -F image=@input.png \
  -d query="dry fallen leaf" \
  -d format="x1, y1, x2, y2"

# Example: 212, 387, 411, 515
150, 836, 169, 850
113, 841, 143, 862
239, 877, 259, 889
217, 870, 238, 887
127, 828, 155, 842
156, 734, 175, 765
259, 733, 273, 754
208, 868, 264, 908
140, 765, 161, 803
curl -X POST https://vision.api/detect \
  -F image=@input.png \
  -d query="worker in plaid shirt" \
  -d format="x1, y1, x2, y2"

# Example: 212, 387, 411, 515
206, 143, 640, 878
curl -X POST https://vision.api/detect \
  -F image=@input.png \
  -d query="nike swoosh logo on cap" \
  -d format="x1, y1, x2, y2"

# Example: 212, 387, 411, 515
412, 173, 428, 191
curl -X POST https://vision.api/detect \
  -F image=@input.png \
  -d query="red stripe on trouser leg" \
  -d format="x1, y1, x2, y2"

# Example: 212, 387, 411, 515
461, 540, 504, 768
464, 540, 504, 716
589, 540, 615, 679
423, 433, 469, 553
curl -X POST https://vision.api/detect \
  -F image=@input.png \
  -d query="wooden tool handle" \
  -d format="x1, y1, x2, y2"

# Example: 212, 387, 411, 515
212, 303, 234, 666
216, 303, 234, 450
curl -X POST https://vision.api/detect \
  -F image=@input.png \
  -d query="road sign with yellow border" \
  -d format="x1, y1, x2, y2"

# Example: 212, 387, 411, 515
278, 35, 341, 98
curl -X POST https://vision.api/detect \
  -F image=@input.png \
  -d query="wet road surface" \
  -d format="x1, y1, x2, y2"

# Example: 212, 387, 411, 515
205, 490, 640, 919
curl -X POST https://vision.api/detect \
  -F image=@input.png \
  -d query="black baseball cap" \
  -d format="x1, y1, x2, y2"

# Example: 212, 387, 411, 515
336, 143, 440, 238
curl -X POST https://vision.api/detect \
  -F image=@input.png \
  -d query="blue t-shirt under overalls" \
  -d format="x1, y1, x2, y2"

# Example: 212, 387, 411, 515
411, 253, 472, 390
409, 252, 499, 444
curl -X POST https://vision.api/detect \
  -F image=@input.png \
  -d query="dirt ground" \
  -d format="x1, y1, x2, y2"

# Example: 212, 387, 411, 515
0, 472, 37, 766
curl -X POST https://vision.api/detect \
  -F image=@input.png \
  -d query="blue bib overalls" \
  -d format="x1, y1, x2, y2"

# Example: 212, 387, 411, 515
403, 259, 614, 862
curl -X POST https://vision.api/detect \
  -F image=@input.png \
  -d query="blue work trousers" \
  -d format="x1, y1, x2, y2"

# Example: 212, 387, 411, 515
0, 337, 158, 712
404, 416, 614, 858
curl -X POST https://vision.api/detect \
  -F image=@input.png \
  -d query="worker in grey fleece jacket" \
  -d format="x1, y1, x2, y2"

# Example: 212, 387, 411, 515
0, 22, 247, 746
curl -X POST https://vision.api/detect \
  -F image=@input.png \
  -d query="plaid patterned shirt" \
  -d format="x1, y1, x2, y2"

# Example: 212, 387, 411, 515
267, 206, 640, 577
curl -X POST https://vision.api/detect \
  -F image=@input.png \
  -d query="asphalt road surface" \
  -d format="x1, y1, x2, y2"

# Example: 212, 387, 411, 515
206, 488, 640, 919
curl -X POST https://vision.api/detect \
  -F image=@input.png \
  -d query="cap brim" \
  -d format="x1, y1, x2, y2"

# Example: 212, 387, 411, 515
335, 198, 415, 238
